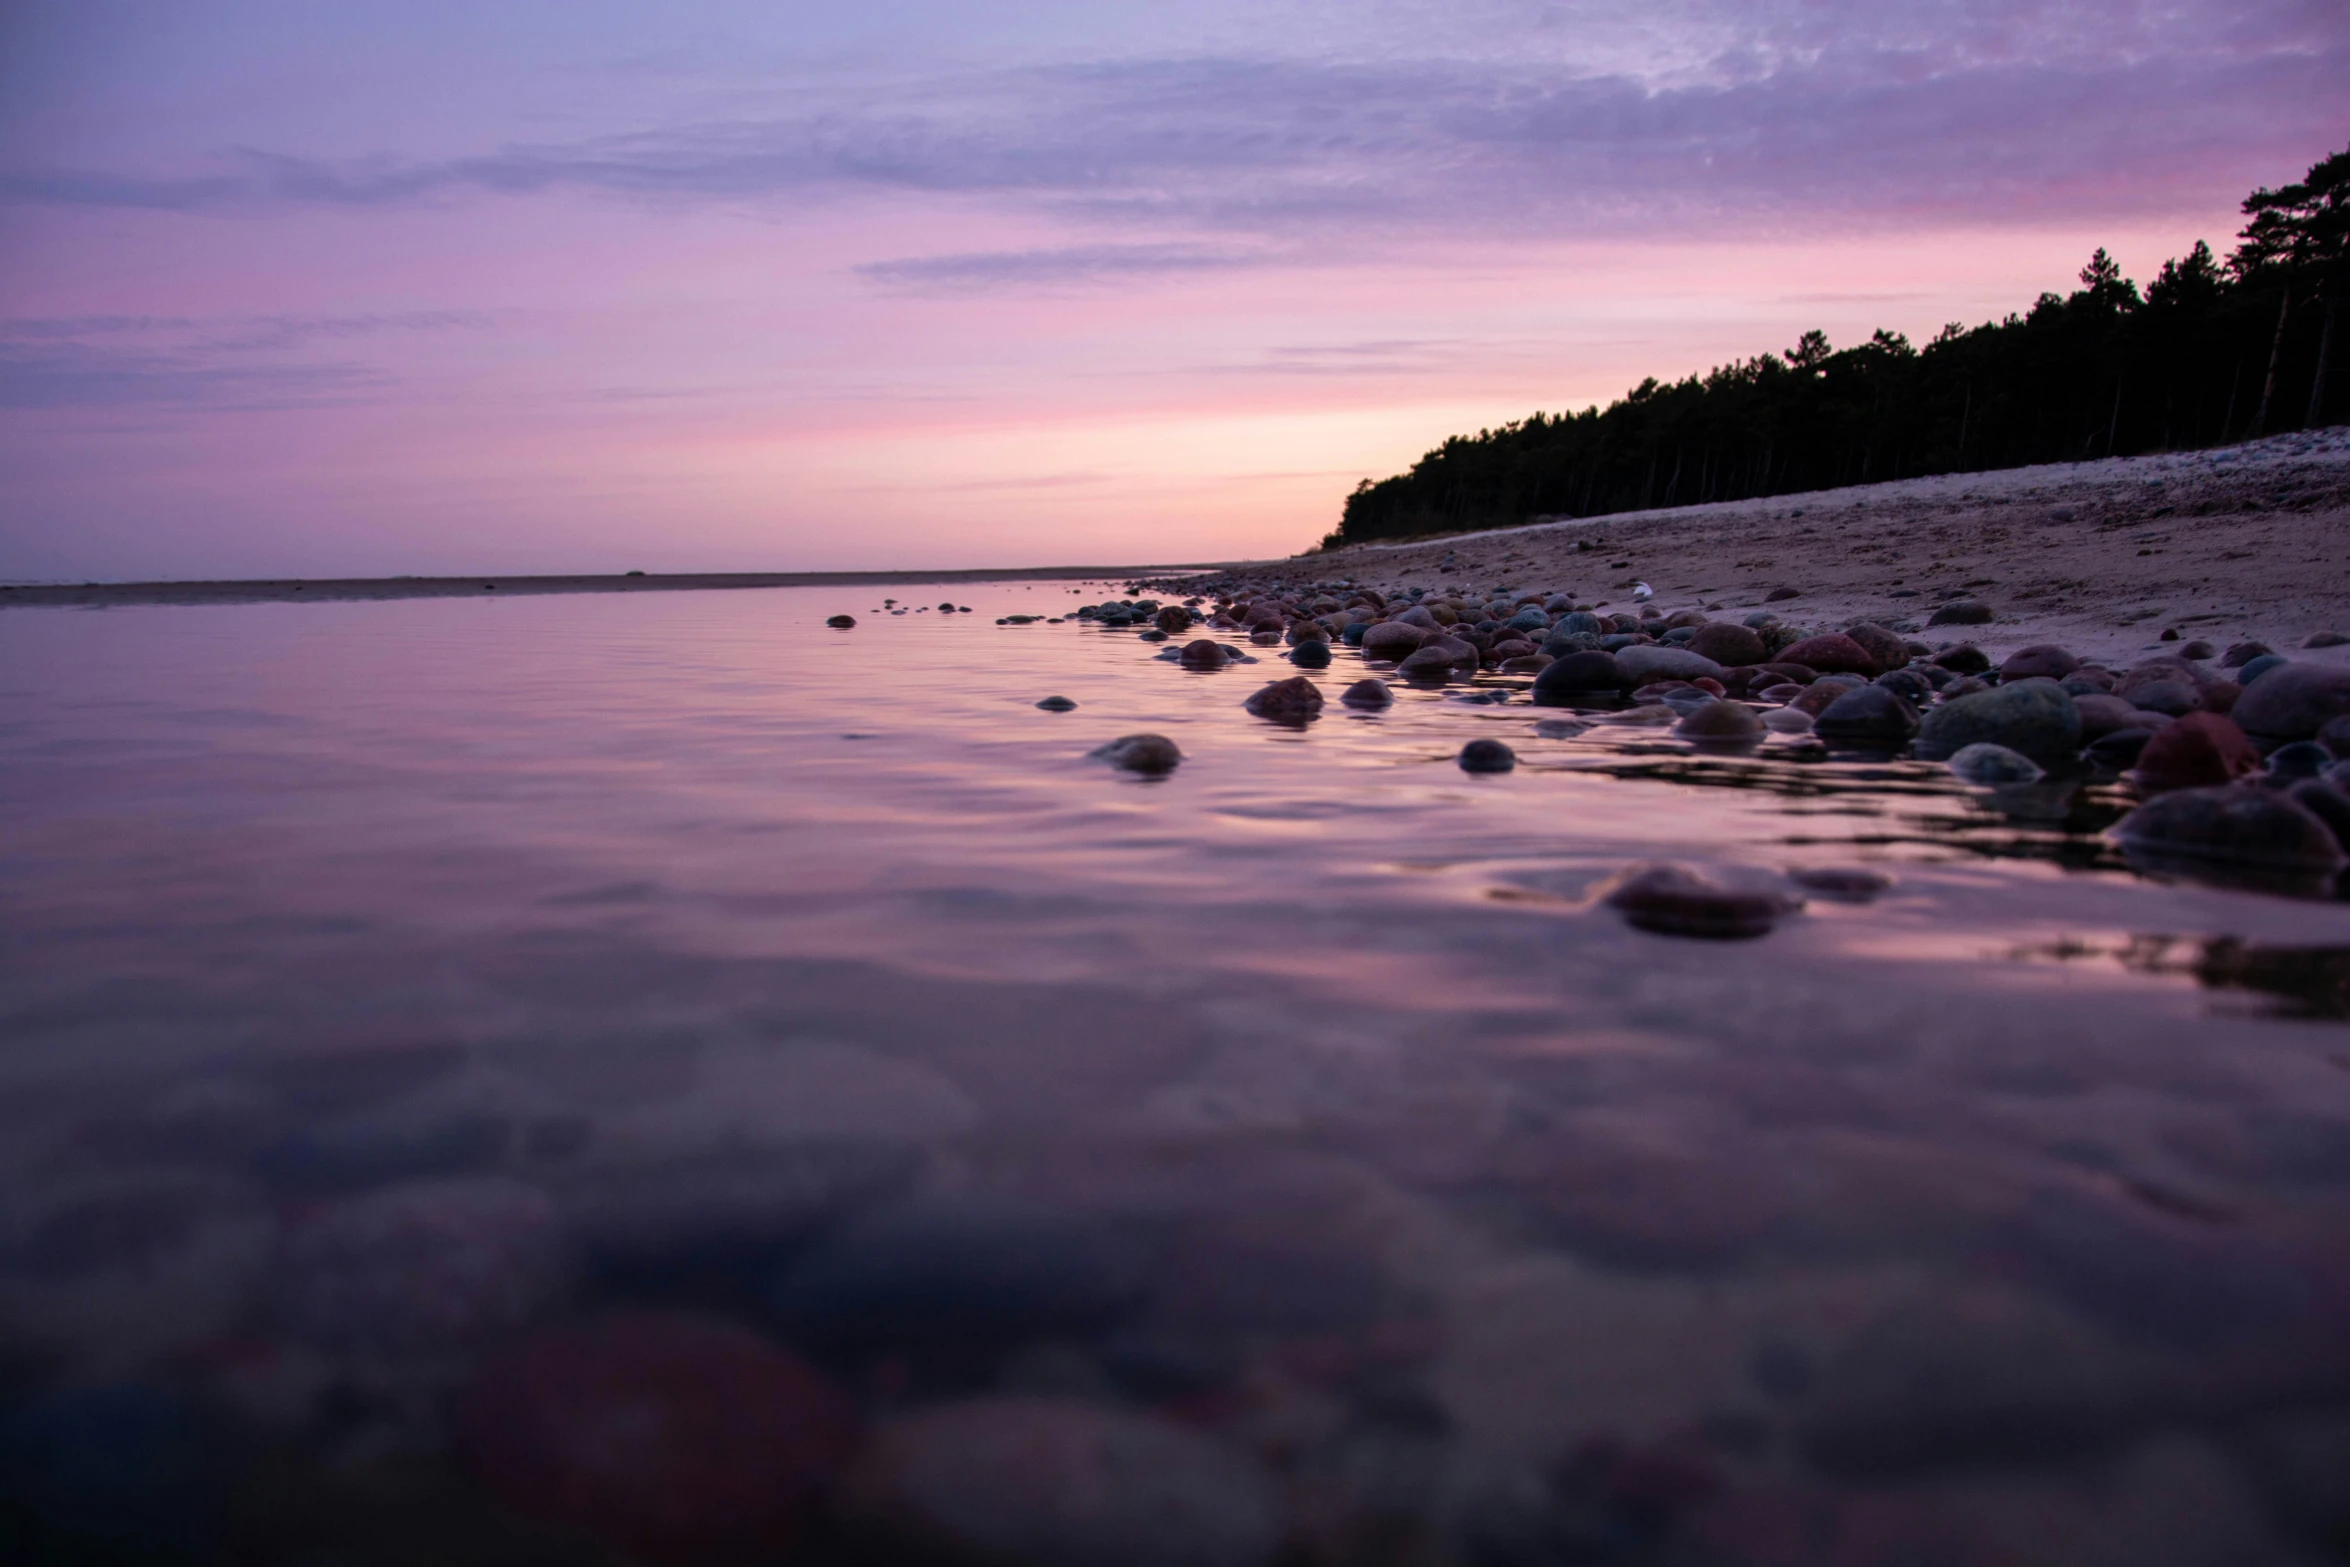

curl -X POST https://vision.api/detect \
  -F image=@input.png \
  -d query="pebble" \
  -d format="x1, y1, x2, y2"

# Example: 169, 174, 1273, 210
1674, 698, 1766, 743
2112, 785, 2348, 878
456, 1312, 854, 1563
1841, 622, 1910, 672
1947, 743, 2046, 786
1605, 864, 1795, 940
1613, 645, 1724, 686
1915, 681, 2082, 766
1775, 634, 1877, 676
1340, 678, 1392, 707
848, 1396, 1279, 1567
1458, 738, 1517, 773
2179, 638, 2217, 660
1812, 685, 1919, 745
2239, 653, 2288, 684
1762, 707, 1814, 733
2264, 740, 2334, 781
1927, 598, 1995, 625
1178, 639, 1230, 670
1766, 586, 1802, 601
1930, 644, 1991, 675
1686, 623, 1766, 665
2127, 679, 2203, 717
1036, 696, 1078, 711
2231, 663, 2350, 743
1997, 644, 2081, 681
2071, 693, 2145, 740
2304, 630, 2350, 648
1090, 735, 1184, 774
825, 614, 856, 629
1362, 623, 1427, 660
1288, 641, 1332, 669
1396, 646, 1459, 682
1244, 675, 1325, 723
1530, 650, 1621, 703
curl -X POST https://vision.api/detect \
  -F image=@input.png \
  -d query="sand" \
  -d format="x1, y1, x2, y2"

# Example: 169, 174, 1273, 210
1196, 428, 2350, 669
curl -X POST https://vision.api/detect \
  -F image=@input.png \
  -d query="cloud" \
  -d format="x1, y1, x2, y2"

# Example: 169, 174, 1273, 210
856, 241, 1271, 290
0, 310, 494, 410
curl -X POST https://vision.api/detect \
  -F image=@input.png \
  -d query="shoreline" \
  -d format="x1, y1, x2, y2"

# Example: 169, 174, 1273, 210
0, 562, 1229, 611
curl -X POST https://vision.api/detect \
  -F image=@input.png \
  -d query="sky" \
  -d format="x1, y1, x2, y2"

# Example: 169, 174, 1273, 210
1, 2, 2345, 580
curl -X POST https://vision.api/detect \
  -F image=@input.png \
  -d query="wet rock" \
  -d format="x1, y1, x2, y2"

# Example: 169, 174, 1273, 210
1842, 622, 1911, 673
1284, 621, 1329, 647
1288, 641, 1332, 669
2133, 714, 2262, 793
1789, 866, 1892, 902
2112, 786, 2347, 878
1675, 699, 1765, 744
1916, 681, 2082, 766
1396, 646, 1458, 682
1948, 743, 2045, 786
274, 1177, 564, 1356
2232, 663, 2350, 744
1155, 606, 1193, 633
1813, 685, 1919, 746
1340, 678, 1392, 708
1090, 735, 1183, 774
1459, 738, 1517, 773
1927, 598, 1995, 625
1534, 717, 1591, 738
849, 1396, 1278, 1567
1763, 707, 1814, 734
1178, 640, 1230, 670
1036, 696, 1078, 711
1531, 651, 1622, 704
1605, 864, 1795, 940
1998, 644, 2080, 682
825, 614, 856, 629
1614, 645, 1724, 686
1930, 644, 1992, 675
764, 1195, 1146, 1369
1248, 629, 1282, 646
2088, 728, 2158, 768
1778, 634, 1878, 676
1686, 622, 1766, 665
457, 1312, 854, 1563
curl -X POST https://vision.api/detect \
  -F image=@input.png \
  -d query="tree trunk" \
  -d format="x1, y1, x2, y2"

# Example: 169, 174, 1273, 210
2308, 289, 2341, 430
2252, 287, 2293, 437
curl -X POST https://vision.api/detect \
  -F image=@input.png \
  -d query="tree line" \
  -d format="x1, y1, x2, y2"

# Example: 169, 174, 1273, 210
1327, 144, 2348, 549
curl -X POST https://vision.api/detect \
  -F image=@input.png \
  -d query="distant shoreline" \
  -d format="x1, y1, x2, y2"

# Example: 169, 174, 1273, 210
0, 563, 1231, 610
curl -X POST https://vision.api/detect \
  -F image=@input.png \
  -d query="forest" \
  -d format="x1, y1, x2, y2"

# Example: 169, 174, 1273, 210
1327, 144, 2349, 548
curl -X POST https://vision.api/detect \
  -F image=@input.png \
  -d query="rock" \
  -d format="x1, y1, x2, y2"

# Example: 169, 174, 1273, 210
1778, 634, 1878, 677
2303, 630, 2350, 649
1551, 611, 1608, 638
1606, 864, 1795, 940
1090, 735, 1183, 774
1998, 644, 2080, 681
1813, 685, 1919, 745
2112, 786, 2347, 878
1531, 652, 1622, 704
1244, 677, 1324, 723
1247, 628, 1282, 646
2088, 727, 2156, 768
826, 614, 856, 629
2179, 639, 2217, 660
1178, 640, 1229, 670
1283, 621, 1329, 647
456, 1313, 854, 1564
1154, 606, 1193, 633
273, 1178, 564, 1356
2221, 641, 2273, 668
1613, 645, 1725, 686
1763, 707, 1814, 734
1789, 866, 1892, 902
1791, 676, 1865, 717
1534, 717, 1591, 738
1873, 668, 1935, 707
1340, 622, 1368, 647
1288, 641, 1332, 669
2128, 679, 2203, 717
2072, 693, 2144, 741
2265, 740, 2334, 781
2321, 715, 2350, 758
1915, 681, 2082, 766
1931, 644, 1991, 675
1340, 678, 1392, 707
2240, 654, 2288, 685
1928, 599, 1995, 626
849, 1397, 1278, 1567
2287, 781, 2350, 851
1036, 696, 1077, 711
0, 1385, 229, 1558
1766, 586, 1802, 602
1687, 622, 1767, 665
1948, 743, 2045, 786
1459, 738, 1517, 773
1675, 699, 1765, 743
2232, 664, 2350, 743
1396, 646, 1458, 682
1842, 623, 1911, 673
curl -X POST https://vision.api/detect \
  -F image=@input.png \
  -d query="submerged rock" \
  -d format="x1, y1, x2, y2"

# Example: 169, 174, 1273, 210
1675, 698, 1765, 743
1090, 735, 1183, 774
1458, 738, 1517, 773
1813, 685, 1919, 745
1396, 646, 1458, 682
1916, 681, 2082, 766
1948, 743, 2045, 786
1035, 696, 1077, 711
2112, 786, 2347, 879
1178, 639, 1230, 670
1243, 676, 1324, 723
1154, 605, 1193, 634
1287, 641, 1332, 669
825, 614, 856, 629
1339, 678, 1392, 708
1605, 864, 1795, 940
1790, 866, 1893, 902
1531, 651, 1622, 704
1763, 707, 1815, 734
1930, 644, 1992, 675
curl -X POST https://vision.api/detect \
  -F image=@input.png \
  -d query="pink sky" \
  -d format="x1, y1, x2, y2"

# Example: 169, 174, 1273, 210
3, 1, 2344, 579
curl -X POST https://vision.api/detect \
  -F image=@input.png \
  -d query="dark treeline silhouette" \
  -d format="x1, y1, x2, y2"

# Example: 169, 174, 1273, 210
1329, 145, 2350, 549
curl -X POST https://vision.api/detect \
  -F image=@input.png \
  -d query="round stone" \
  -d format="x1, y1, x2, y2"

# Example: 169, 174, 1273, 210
1036, 696, 1077, 711
1458, 738, 1517, 773
1777, 634, 1878, 677
1930, 645, 1992, 675
1675, 698, 1766, 743
1789, 866, 1892, 902
825, 615, 856, 629
849, 1397, 1278, 1567
1530, 651, 1621, 704
1813, 685, 1919, 745
1763, 707, 1814, 734
1605, 864, 1794, 940
1842, 623, 1911, 673
1614, 645, 1725, 686
2232, 664, 2350, 744
1154, 606, 1193, 634
1288, 641, 1332, 669
2072, 693, 2143, 740
1178, 640, 1230, 670
2088, 728, 2157, 768
2128, 679, 2204, 717
1396, 646, 1457, 682
456, 1313, 854, 1563
2133, 714, 2259, 793
1340, 678, 1392, 707
1090, 735, 1183, 774
2112, 787, 2348, 878
1687, 622, 1767, 665
1915, 681, 2082, 766
1244, 676, 1324, 723
1998, 644, 2081, 682
1362, 623, 1427, 662
2266, 741, 2334, 782
1928, 599, 1995, 626
1948, 743, 2045, 786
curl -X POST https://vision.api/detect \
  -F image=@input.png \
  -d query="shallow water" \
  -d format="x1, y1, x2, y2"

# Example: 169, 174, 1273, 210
2, 585, 2347, 1564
